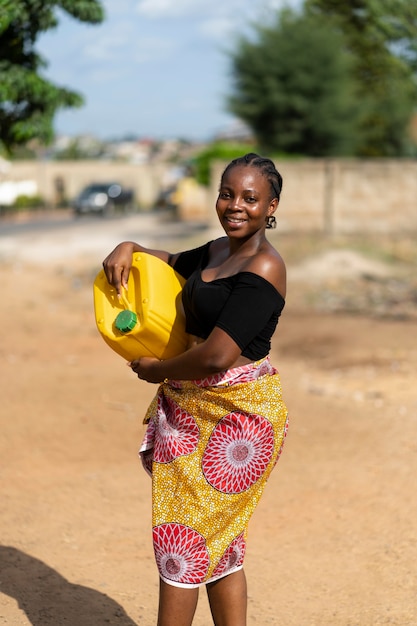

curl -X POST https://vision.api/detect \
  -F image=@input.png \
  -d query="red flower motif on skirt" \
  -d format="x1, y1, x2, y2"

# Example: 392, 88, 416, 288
153, 523, 210, 585
212, 532, 246, 578
154, 395, 199, 463
202, 411, 274, 493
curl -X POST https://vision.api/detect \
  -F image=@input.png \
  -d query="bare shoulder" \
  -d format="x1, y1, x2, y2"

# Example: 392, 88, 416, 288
245, 245, 287, 298
210, 237, 229, 253
206, 237, 229, 262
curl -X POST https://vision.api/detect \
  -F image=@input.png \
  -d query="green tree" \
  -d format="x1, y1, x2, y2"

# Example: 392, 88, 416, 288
227, 8, 361, 157
0, 0, 104, 153
306, 0, 417, 155
193, 141, 256, 186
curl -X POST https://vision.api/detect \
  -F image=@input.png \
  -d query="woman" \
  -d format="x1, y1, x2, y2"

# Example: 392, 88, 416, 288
103, 153, 289, 626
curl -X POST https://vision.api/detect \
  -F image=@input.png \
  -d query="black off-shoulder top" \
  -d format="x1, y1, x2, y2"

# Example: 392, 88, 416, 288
173, 241, 285, 360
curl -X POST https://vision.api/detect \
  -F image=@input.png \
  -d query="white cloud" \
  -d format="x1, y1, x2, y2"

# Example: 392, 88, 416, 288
265, 0, 301, 9
135, 0, 198, 18
77, 18, 177, 66
134, 0, 257, 19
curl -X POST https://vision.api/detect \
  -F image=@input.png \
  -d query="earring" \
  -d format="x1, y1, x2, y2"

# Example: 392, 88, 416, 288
266, 215, 277, 229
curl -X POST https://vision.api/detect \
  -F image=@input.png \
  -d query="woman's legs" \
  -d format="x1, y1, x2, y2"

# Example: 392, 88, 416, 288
157, 579, 199, 626
206, 569, 247, 626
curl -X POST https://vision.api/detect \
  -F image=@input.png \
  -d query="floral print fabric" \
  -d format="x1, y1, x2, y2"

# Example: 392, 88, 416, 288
139, 357, 289, 588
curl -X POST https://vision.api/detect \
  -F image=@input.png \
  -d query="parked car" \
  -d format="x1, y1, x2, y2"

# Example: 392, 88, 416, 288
72, 182, 135, 216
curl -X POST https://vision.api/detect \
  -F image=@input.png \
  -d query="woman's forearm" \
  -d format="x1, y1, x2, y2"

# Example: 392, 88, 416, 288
131, 330, 241, 383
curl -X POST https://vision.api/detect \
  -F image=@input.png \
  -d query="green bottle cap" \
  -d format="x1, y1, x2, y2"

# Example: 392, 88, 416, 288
115, 310, 138, 333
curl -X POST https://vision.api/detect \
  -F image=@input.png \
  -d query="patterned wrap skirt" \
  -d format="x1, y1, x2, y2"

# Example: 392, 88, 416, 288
139, 356, 289, 588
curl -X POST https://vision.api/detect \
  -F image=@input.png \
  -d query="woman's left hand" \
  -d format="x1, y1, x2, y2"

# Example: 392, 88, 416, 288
128, 357, 164, 383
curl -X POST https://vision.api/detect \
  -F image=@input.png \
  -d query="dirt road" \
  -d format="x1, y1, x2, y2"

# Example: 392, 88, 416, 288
1, 214, 416, 625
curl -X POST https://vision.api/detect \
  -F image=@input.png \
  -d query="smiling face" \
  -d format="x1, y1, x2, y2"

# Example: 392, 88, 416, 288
216, 164, 278, 240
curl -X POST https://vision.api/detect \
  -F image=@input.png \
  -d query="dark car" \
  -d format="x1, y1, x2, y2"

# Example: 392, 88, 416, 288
72, 182, 135, 216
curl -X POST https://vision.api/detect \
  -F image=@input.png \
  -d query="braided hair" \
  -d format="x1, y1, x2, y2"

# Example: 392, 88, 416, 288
221, 153, 283, 202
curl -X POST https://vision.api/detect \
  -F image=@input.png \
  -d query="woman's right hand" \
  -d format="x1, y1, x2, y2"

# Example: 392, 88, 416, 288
102, 241, 135, 296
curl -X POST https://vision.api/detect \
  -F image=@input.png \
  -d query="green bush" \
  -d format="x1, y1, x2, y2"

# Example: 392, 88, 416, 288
193, 142, 256, 186
13, 195, 45, 209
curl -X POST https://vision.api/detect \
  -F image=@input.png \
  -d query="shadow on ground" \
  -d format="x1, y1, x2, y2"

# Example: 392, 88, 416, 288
0, 546, 137, 625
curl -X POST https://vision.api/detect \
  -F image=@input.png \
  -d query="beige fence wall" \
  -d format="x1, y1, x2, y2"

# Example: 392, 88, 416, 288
2, 158, 417, 233
211, 158, 417, 235
1, 160, 171, 209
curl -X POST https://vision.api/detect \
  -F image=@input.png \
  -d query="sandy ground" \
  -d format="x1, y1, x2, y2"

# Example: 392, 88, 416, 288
0, 212, 416, 625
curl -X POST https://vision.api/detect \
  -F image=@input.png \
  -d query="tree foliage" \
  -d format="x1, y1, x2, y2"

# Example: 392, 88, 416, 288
305, 0, 417, 155
227, 9, 361, 157
193, 141, 256, 186
0, 0, 104, 153
228, 2, 417, 157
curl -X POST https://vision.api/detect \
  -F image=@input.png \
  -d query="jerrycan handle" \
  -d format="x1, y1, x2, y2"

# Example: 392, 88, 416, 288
119, 289, 132, 311
114, 287, 138, 333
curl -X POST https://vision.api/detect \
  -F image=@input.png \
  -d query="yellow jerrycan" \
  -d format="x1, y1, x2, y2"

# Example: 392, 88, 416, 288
93, 252, 188, 361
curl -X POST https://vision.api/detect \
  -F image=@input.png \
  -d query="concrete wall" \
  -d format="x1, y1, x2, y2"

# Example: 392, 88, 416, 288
2, 158, 417, 233
1, 160, 171, 209
211, 158, 417, 235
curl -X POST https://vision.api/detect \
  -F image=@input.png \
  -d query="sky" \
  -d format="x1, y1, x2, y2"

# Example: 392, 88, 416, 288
37, 0, 300, 142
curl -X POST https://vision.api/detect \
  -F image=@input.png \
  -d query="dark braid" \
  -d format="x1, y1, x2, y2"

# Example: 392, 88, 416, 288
221, 153, 283, 201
